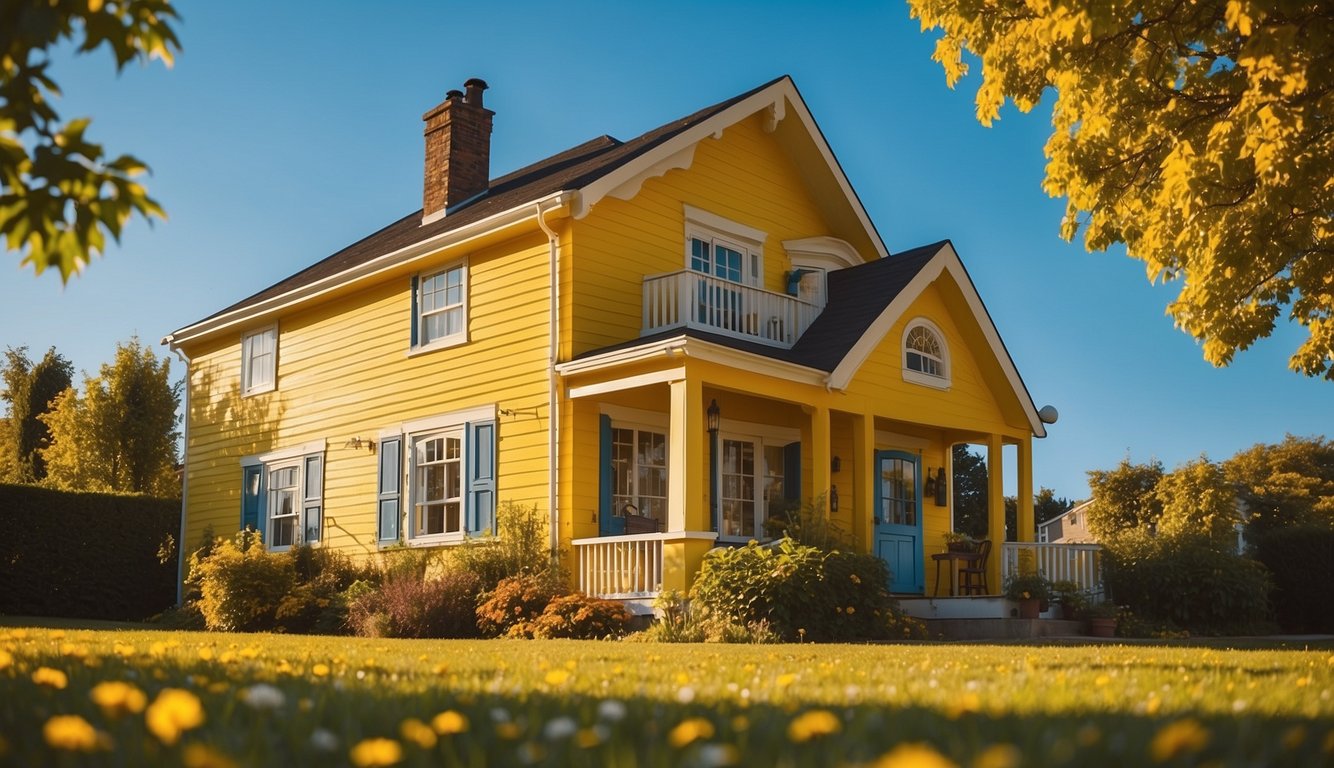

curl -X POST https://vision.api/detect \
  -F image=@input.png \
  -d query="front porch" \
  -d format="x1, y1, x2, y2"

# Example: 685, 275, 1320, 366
572, 537, 1105, 617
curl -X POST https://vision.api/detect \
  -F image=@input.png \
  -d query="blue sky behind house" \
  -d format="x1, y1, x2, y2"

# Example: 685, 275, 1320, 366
0, 0, 1327, 501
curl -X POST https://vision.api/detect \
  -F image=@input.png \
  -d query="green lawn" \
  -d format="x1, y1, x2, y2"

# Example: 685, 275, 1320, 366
0, 624, 1330, 767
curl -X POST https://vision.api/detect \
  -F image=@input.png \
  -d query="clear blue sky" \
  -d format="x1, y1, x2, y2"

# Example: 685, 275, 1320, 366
1, 0, 1327, 500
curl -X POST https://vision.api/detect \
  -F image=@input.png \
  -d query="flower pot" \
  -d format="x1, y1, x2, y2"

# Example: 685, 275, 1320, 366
1018, 598, 1040, 619
1087, 617, 1117, 638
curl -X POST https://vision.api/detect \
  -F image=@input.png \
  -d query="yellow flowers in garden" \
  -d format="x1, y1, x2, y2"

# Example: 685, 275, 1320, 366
90, 680, 147, 717
145, 688, 205, 744
43, 715, 102, 752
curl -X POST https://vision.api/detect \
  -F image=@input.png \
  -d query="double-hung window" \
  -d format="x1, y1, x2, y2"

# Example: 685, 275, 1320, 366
240, 443, 324, 551
376, 407, 497, 547
241, 326, 277, 395
412, 262, 467, 350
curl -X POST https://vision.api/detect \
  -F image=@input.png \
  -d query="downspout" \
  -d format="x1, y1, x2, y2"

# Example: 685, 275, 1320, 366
535, 200, 563, 554
164, 338, 191, 606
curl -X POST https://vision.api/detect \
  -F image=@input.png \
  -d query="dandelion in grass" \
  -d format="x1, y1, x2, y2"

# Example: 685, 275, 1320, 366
310, 728, 339, 752
872, 742, 957, 768
32, 666, 68, 689
432, 709, 469, 735
90, 681, 147, 718
544, 668, 570, 686
312, 663, 331, 677
668, 718, 715, 748
145, 688, 205, 745
597, 699, 626, 722
1149, 718, 1210, 762
182, 743, 240, 768
349, 737, 403, 767
0, 649, 12, 671
43, 715, 103, 752
543, 716, 577, 740
972, 743, 1021, 768
399, 718, 437, 749
787, 709, 841, 742
239, 683, 285, 710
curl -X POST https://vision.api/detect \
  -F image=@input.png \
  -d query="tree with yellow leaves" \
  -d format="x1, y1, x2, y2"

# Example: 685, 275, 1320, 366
908, 0, 1332, 378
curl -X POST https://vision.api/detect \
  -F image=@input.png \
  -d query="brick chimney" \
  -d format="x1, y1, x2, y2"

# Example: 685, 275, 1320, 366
422, 78, 493, 220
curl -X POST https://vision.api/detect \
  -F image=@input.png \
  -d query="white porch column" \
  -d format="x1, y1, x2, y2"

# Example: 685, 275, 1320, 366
667, 377, 704, 532
810, 405, 830, 515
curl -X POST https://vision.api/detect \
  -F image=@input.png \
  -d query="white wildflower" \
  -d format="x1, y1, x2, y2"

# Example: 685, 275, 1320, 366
239, 684, 285, 710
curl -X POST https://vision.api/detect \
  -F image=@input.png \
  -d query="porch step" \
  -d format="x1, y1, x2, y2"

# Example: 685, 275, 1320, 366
923, 618, 1084, 641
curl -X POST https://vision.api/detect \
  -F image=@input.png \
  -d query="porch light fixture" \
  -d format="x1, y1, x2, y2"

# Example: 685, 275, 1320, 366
933, 467, 948, 507
706, 399, 720, 434
831, 455, 841, 473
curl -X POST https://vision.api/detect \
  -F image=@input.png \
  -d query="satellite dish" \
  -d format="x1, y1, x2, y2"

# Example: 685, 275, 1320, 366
1038, 405, 1059, 424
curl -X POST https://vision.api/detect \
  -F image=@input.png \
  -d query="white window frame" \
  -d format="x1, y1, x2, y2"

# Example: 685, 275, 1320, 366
715, 422, 797, 543
683, 205, 765, 288
409, 427, 465, 544
901, 318, 951, 390
390, 404, 497, 546
412, 260, 468, 354
241, 325, 277, 396
610, 421, 669, 526
241, 440, 325, 553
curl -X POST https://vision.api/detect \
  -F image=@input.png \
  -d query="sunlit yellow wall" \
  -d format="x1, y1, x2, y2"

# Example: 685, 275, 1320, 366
568, 113, 839, 357
180, 232, 555, 560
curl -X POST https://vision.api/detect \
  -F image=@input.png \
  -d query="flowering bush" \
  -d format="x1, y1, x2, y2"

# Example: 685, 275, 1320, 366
348, 570, 481, 638
475, 574, 569, 638
526, 593, 633, 639
195, 536, 296, 632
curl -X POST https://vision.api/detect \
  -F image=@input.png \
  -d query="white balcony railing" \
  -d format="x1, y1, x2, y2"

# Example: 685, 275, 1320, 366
1001, 542, 1105, 598
572, 533, 666, 599
642, 270, 820, 348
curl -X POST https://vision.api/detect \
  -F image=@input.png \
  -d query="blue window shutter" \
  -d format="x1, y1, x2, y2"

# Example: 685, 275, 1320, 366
377, 438, 402, 543
784, 441, 801, 502
409, 275, 419, 348
241, 465, 262, 534
465, 419, 497, 536
598, 414, 614, 536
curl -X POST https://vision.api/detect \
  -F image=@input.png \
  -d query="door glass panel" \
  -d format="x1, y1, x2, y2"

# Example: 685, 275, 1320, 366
721, 438, 756, 537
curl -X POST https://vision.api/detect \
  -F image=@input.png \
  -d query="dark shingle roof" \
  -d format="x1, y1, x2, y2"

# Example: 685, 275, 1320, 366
571, 241, 947, 372
191, 76, 789, 326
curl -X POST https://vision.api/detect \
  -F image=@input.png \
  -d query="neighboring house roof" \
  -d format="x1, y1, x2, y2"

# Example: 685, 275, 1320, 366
169, 75, 888, 342
1039, 500, 1096, 542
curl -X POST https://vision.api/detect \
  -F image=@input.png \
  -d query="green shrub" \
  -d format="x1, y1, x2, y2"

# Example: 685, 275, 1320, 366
690, 538, 910, 642
638, 590, 780, 644
195, 535, 296, 632
1103, 531, 1273, 634
348, 570, 482, 638
448, 502, 560, 592
475, 574, 569, 638
1250, 524, 1334, 633
527, 593, 633, 639
0, 483, 179, 621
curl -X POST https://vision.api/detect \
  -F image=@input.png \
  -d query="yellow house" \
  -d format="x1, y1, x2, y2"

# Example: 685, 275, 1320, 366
163, 76, 1053, 608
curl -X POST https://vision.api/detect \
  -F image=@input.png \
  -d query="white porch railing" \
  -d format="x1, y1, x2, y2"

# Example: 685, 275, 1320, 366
572, 533, 667, 599
1001, 542, 1104, 598
642, 270, 820, 348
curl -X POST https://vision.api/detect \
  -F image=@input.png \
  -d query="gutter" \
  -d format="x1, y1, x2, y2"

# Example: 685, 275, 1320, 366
535, 195, 571, 554
163, 338, 191, 606
166, 190, 573, 347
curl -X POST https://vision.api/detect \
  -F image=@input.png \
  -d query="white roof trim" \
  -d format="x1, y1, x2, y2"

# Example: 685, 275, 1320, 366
163, 192, 575, 347
783, 236, 863, 269
569, 77, 890, 261
555, 334, 827, 387
826, 242, 1046, 437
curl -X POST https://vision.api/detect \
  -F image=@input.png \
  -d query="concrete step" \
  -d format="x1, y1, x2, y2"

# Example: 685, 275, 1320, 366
923, 618, 1085, 641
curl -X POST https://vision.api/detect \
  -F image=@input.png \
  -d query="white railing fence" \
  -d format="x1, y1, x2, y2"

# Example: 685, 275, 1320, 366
642, 270, 820, 348
1001, 542, 1105, 599
571, 533, 665, 599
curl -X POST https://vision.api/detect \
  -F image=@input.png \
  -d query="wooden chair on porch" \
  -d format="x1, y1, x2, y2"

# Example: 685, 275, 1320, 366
959, 540, 991, 595
623, 511, 662, 535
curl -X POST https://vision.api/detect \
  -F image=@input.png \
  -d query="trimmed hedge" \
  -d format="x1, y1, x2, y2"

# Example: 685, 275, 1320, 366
1250, 524, 1334, 633
0, 483, 179, 621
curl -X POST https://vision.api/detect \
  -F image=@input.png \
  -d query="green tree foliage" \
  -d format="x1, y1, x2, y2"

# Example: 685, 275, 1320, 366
40, 337, 179, 495
1, 0, 180, 279
951, 443, 988, 538
1004, 486, 1073, 540
909, 0, 1333, 378
0, 345, 72, 482
1224, 433, 1334, 535
1086, 458, 1165, 539
1155, 455, 1240, 545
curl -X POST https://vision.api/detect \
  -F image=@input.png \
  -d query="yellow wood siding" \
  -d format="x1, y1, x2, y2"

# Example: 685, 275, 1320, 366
569, 113, 840, 356
181, 232, 554, 558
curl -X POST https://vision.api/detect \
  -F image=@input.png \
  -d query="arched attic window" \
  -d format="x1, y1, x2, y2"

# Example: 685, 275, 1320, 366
902, 319, 950, 389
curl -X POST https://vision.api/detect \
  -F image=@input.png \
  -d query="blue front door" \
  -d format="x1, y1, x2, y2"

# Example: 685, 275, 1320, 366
874, 450, 924, 594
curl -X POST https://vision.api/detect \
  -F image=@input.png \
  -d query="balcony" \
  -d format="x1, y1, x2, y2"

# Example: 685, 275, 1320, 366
642, 270, 820, 348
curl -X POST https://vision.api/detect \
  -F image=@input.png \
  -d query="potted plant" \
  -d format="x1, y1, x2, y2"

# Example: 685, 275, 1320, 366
942, 531, 979, 553
1083, 601, 1119, 637
1003, 573, 1051, 619
1049, 580, 1087, 620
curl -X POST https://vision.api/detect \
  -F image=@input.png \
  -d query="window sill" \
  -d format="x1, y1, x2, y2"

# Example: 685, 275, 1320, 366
407, 334, 468, 358
405, 533, 467, 548
241, 383, 276, 398
902, 370, 951, 390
